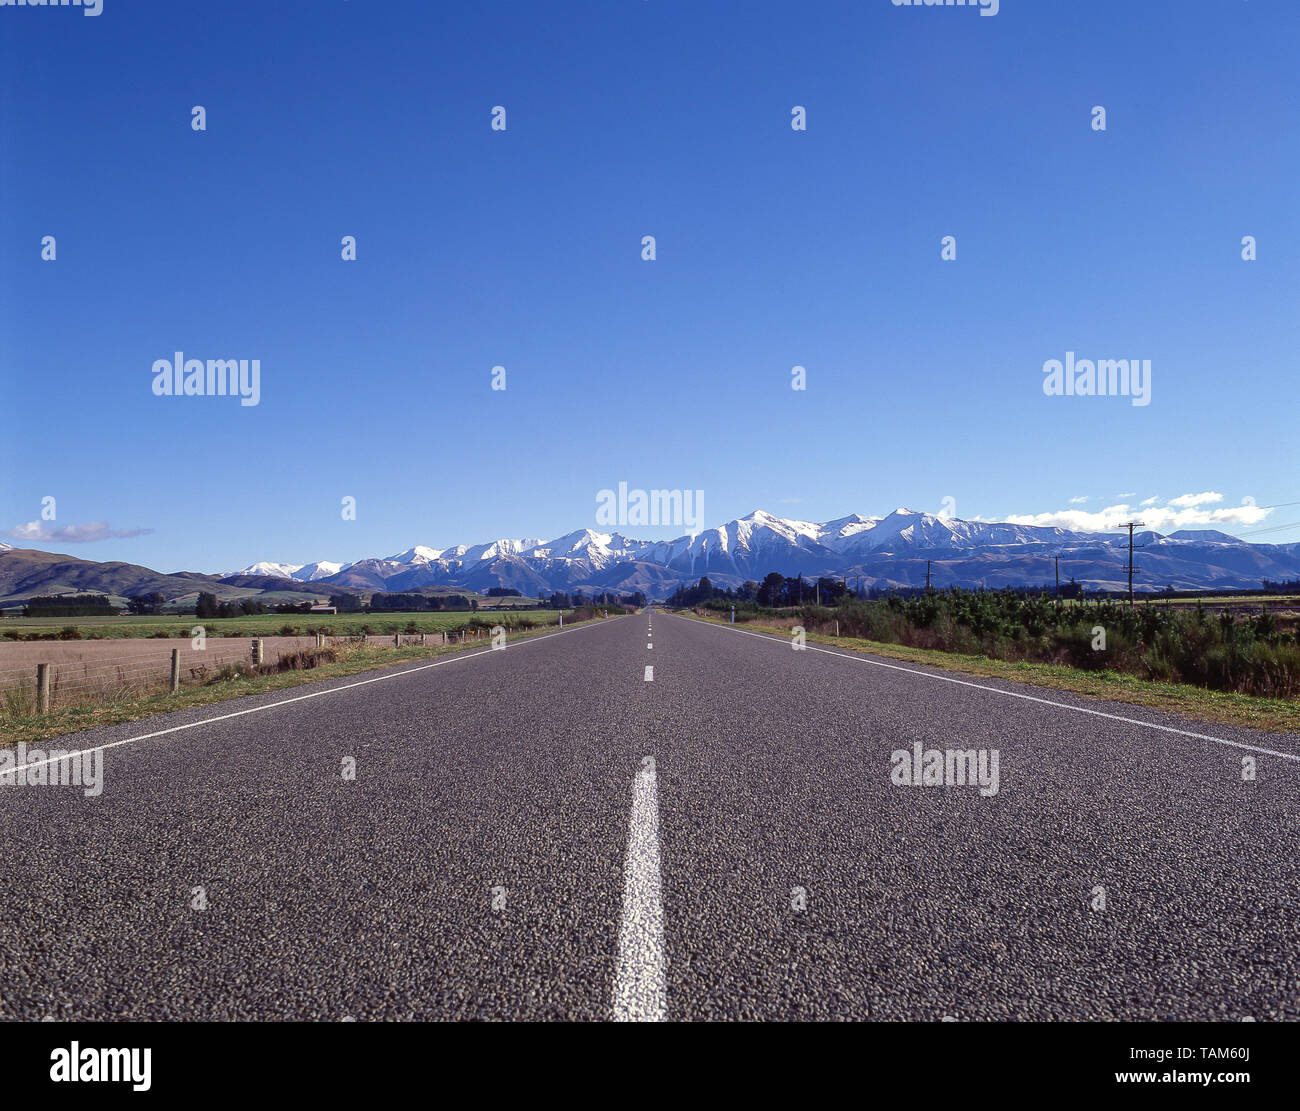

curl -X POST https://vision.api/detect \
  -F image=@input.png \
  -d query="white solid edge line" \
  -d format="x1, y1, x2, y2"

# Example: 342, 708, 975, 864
0, 616, 619, 779
612, 757, 666, 1021
674, 613, 1300, 763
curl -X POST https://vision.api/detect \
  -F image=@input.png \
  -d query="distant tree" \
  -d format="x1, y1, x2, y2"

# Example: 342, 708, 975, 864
195, 592, 219, 619
815, 578, 848, 605
757, 572, 786, 607
23, 594, 118, 617
126, 592, 166, 615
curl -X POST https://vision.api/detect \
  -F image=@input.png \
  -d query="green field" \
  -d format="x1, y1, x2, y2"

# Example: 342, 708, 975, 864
0, 609, 566, 641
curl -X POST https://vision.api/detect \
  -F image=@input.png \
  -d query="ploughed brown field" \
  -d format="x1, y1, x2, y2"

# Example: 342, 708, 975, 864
0, 632, 467, 693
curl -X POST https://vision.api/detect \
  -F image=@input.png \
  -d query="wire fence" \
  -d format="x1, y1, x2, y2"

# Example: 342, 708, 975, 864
0, 628, 498, 715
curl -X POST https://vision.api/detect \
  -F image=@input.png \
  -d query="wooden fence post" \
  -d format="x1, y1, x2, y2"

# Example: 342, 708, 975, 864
170, 648, 180, 693
36, 663, 50, 713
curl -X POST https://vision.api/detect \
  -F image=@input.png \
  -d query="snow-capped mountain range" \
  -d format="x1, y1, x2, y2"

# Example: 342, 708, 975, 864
231, 508, 1300, 596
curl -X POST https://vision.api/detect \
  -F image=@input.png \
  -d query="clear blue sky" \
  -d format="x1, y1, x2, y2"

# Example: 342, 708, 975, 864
3, 0, 1297, 572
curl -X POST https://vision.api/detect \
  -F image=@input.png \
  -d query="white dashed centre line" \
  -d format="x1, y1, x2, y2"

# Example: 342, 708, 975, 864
612, 756, 666, 1021
644, 665, 654, 681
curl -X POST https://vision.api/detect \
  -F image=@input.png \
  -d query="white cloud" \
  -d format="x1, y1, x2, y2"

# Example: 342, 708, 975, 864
1167, 491, 1223, 508
1116, 491, 1136, 498
1068, 495, 1089, 504
1002, 493, 1270, 533
4, 521, 154, 544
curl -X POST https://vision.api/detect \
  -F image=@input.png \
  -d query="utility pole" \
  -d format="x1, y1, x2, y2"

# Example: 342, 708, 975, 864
1055, 555, 1060, 607
925, 560, 932, 592
1123, 522, 1145, 604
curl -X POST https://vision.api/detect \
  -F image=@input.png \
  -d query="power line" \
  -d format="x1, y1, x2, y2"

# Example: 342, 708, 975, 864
1236, 518, 1300, 538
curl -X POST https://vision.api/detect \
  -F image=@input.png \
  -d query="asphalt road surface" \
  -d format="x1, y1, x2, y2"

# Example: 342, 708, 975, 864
2, 611, 1297, 1021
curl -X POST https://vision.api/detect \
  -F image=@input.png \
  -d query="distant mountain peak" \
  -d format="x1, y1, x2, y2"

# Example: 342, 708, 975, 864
389, 545, 443, 564
212, 508, 1298, 599
1167, 529, 1244, 545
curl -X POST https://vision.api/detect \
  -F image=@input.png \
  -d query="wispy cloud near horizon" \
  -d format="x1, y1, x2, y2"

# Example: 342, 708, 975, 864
4, 521, 155, 544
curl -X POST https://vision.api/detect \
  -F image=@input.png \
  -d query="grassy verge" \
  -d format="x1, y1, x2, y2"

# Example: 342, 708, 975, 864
0, 614, 617, 749
678, 610, 1300, 734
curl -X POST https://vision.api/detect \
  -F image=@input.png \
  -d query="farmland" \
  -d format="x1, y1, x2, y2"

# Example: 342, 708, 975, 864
0, 608, 564, 641
0, 607, 626, 746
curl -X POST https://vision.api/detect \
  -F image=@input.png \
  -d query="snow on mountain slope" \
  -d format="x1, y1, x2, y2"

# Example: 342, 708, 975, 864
390, 539, 546, 565
524, 529, 652, 569
816, 513, 882, 551
231, 508, 1298, 595
236, 560, 303, 578
456, 538, 547, 564
388, 545, 444, 564
1165, 530, 1246, 545
293, 560, 345, 581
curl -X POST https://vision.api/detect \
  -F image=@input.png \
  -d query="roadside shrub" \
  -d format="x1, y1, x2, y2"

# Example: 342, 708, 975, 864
767, 587, 1300, 700
269, 646, 338, 672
